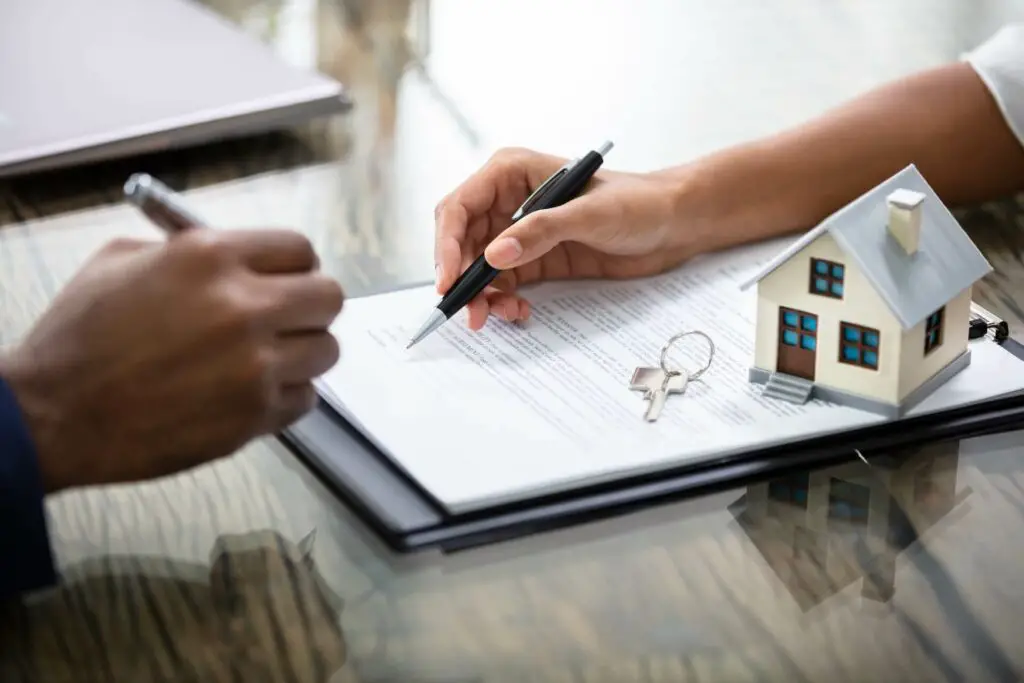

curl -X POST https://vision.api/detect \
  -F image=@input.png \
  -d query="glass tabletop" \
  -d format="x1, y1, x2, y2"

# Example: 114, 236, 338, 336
3, 1, 1024, 680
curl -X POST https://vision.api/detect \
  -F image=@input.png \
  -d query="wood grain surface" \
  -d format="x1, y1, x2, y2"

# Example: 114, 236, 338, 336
3, 1, 1024, 681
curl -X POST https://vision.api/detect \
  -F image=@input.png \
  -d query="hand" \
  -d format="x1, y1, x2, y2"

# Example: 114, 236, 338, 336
0, 228, 344, 492
433, 147, 695, 330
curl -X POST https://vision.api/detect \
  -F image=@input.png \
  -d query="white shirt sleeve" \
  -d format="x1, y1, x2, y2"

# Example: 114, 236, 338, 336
964, 25, 1024, 149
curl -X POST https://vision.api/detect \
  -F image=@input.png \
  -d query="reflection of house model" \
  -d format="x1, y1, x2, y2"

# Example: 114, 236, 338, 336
739, 164, 993, 417
729, 442, 966, 611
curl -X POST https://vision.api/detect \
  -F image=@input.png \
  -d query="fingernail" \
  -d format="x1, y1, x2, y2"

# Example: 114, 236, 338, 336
486, 237, 523, 268
434, 263, 442, 290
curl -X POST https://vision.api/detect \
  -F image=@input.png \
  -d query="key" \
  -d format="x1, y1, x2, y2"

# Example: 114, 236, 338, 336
629, 366, 689, 421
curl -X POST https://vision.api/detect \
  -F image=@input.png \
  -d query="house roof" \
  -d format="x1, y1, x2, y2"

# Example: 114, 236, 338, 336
738, 164, 993, 330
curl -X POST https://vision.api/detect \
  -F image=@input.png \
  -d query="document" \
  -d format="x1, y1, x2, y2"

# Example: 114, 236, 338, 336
320, 238, 1024, 512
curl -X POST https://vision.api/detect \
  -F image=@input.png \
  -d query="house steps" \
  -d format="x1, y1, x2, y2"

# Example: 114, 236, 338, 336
762, 372, 814, 405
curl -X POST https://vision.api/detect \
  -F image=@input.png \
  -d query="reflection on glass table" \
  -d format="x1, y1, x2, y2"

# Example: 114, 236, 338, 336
730, 440, 968, 612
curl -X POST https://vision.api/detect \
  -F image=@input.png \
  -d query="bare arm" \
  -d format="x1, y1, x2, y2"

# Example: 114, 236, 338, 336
675, 62, 1024, 253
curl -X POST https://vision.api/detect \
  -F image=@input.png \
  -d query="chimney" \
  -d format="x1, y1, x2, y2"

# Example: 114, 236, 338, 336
886, 188, 925, 255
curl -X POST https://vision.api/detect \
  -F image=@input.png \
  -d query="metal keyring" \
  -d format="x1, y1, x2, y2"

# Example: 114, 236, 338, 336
659, 330, 715, 380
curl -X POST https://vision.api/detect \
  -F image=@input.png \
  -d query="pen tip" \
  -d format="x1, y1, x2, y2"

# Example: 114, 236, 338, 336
597, 140, 613, 156
406, 308, 446, 349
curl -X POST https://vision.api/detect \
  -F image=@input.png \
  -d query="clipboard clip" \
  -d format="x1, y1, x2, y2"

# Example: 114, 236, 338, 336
969, 317, 1010, 343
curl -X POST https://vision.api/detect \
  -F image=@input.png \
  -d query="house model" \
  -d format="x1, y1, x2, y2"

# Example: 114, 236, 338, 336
739, 164, 992, 418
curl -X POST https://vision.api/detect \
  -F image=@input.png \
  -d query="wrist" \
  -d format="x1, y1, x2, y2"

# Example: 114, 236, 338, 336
655, 138, 821, 256
0, 349, 73, 493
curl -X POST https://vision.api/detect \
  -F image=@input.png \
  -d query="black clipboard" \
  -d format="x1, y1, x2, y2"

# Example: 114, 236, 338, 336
280, 309, 1024, 554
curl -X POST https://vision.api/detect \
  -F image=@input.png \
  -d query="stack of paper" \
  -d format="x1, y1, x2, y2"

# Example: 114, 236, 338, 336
320, 239, 1024, 513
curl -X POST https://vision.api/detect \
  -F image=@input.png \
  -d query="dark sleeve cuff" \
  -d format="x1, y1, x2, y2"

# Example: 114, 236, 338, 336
0, 374, 57, 600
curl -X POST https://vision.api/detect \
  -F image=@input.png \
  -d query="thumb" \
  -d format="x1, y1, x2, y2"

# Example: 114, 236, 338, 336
484, 199, 595, 269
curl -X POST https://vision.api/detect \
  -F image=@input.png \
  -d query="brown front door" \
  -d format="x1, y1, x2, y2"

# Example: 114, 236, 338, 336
777, 307, 817, 380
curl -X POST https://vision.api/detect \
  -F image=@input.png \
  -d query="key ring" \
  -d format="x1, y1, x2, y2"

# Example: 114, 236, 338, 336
659, 330, 715, 381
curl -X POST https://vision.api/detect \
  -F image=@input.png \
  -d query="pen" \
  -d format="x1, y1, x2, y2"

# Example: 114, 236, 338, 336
406, 140, 614, 348
122, 173, 206, 232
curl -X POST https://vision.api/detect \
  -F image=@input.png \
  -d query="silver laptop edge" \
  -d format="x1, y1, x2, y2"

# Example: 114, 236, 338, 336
0, 0, 353, 178
0, 87, 350, 178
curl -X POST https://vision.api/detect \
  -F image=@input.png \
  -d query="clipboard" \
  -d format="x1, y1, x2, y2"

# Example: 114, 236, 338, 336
280, 307, 1024, 554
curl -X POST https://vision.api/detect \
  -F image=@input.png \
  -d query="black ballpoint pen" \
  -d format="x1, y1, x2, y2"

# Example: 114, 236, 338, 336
406, 140, 614, 348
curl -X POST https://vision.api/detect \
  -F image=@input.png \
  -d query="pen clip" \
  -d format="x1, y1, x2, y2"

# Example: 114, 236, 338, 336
510, 158, 578, 222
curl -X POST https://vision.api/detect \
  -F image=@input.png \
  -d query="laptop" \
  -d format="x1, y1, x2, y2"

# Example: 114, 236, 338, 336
0, 0, 352, 178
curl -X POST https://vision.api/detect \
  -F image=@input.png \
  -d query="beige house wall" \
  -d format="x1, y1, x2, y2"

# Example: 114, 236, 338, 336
753, 233, 902, 404
896, 286, 973, 401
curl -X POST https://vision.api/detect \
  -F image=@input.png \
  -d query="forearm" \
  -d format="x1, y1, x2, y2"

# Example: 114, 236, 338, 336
677, 62, 1024, 251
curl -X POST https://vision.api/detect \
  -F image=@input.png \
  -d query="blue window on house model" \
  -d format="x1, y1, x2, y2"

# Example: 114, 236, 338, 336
924, 306, 944, 354
839, 322, 880, 370
781, 309, 817, 350
809, 257, 844, 298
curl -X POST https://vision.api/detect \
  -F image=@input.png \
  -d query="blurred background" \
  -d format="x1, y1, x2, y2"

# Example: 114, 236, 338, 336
5, 0, 1024, 301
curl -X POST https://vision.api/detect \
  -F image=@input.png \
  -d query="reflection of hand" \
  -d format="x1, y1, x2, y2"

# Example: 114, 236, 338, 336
4, 531, 348, 683
434, 147, 695, 330
0, 229, 344, 492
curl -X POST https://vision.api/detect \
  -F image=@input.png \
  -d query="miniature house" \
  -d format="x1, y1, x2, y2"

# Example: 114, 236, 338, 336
739, 164, 993, 417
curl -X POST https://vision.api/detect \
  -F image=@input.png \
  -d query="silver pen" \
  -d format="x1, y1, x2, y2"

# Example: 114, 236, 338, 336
123, 173, 206, 232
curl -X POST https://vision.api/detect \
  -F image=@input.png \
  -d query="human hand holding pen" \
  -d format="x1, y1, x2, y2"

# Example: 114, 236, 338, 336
0, 175, 343, 492
432, 147, 700, 331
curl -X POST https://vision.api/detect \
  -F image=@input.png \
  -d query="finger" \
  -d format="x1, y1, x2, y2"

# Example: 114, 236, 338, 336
435, 195, 499, 293
98, 236, 158, 256
274, 331, 341, 383
434, 183, 492, 292
489, 269, 518, 293
268, 382, 319, 431
434, 226, 463, 293
439, 215, 501, 296
464, 282, 533, 329
191, 229, 320, 273
436, 156, 511, 234
239, 229, 320, 273
262, 273, 345, 331
89, 237, 160, 273
485, 291, 530, 322
435, 148, 570, 237
465, 292, 491, 331
483, 196, 599, 270
434, 149, 548, 289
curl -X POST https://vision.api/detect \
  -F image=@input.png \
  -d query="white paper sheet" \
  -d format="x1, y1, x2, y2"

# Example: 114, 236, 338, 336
320, 239, 1024, 512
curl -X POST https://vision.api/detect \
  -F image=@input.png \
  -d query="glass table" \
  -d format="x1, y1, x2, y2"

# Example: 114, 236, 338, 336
3, 1, 1024, 680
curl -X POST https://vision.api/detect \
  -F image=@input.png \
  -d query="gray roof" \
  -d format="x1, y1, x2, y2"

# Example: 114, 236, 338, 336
738, 164, 992, 330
